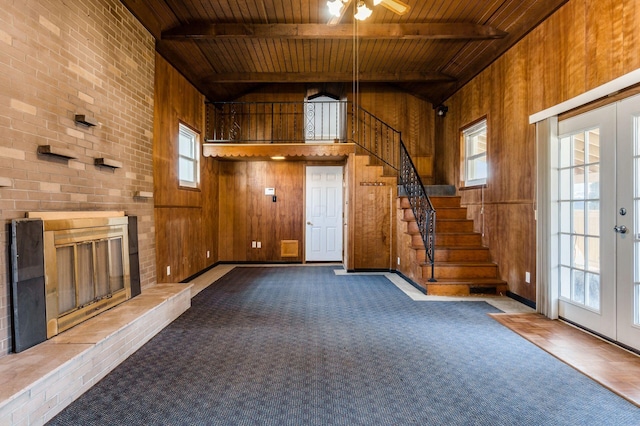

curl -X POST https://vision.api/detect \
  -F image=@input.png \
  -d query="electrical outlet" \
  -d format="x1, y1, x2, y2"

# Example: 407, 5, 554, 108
257, 241, 262, 249
207, 250, 210, 258
525, 271, 531, 283
397, 257, 400, 265
166, 266, 171, 276
252, 241, 257, 248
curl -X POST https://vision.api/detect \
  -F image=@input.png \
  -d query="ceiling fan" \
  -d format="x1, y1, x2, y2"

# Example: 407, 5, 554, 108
327, 0, 410, 25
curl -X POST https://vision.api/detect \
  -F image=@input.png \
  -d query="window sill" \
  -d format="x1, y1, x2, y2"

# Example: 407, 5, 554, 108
178, 185, 201, 192
458, 184, 487, 191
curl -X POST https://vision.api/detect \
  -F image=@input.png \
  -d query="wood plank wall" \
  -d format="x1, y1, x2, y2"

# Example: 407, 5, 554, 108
352, 85, 436, 183
154, 54, 218, 283
434, 0, 640, 303
154, 78, 433, 271
218, 160, 305, 262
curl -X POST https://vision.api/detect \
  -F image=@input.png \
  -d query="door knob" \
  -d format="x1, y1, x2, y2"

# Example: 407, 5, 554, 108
307, 221, 313, 226
614, 225, 628, 234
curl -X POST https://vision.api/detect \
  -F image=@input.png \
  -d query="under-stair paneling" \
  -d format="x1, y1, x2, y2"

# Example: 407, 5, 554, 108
434, 0, 640, 303
396, 198, 420, 282
352, 155, 397, 270
218, 161, 305, 262
154, 54, 217, 283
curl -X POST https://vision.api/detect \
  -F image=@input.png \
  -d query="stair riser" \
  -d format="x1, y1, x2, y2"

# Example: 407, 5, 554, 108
436, 209, 468, 219
403, 208, 415, 221
425, 283, 509, 296
411, 233, 432, 247
406, 221, 419, 234
429, 265, 498, 279
429, 196, 462, 208
407, 218, 473, 234
434, 249, 491, 262
436, 234, 483, 246
436, 221, 474, 233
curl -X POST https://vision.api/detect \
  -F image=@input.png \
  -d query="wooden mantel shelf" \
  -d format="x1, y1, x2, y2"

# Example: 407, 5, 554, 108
202, 142, 356, 161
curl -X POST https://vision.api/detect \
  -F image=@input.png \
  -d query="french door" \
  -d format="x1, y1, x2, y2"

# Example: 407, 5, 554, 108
556, 96, 640, 350
615, 96, 640, 348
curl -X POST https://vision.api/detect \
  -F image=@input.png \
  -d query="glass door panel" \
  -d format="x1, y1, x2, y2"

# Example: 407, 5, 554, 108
615, 95, 640, 350
557, 104, 616, 338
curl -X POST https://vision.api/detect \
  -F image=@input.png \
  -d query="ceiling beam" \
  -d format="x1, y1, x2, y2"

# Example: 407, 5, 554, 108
162, 23, 507, 41
203, 72, 455, 84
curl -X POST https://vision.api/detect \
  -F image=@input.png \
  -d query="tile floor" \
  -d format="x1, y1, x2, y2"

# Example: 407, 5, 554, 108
491, 312, 640, 408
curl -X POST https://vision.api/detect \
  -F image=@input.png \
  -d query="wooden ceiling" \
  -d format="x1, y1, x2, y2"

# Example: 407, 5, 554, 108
121, 0, 568, 105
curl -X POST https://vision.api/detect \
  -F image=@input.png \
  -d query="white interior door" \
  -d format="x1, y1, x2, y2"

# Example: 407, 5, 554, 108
305, 166, 343, 261
615, 95, 640, 349
557, 104, 616, 338
556, 96, 640, 351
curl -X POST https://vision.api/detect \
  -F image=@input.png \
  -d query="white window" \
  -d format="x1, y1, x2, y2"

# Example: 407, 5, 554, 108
305, 95, 344, 142
178, 123, 199, 188
462, 119, 488, 186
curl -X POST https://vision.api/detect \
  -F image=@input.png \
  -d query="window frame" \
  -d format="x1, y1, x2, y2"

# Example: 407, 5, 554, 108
178, 122, 200, 189
461, 118, 488, 188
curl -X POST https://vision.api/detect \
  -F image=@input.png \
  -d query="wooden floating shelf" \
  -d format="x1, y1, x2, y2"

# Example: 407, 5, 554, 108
0, 177, 12, 187
94, 157, 123, 169
134, 191, 153, 199
37, 145, 77, 160
74, 114, 98, 127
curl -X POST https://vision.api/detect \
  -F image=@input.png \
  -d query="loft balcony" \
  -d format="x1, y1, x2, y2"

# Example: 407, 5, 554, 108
202, 101, 398, 165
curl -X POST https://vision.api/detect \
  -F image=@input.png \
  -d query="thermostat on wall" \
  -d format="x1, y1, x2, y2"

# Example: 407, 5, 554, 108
265, 188, 275, 195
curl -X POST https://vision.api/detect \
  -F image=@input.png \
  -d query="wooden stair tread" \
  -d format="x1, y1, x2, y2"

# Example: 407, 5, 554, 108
432, 261, 498, 266
397, 193, 508, 296
429, 278, 507, 285
435, 246, 490, 250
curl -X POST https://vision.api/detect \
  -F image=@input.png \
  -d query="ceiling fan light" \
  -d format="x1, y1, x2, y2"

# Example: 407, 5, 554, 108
327, 0, 344, 17
373, 0, 383, 5
354, 2, 373, 20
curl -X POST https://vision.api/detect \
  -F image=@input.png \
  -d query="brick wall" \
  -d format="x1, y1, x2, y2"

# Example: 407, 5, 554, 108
0, 0, 156, 358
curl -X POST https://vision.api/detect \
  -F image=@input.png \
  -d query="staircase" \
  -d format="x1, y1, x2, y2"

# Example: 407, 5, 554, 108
399, 194, 507, 296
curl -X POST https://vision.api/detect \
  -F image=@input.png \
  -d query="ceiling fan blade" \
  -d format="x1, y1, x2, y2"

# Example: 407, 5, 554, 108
379, 0, 410, 15
327, 0, 353, 26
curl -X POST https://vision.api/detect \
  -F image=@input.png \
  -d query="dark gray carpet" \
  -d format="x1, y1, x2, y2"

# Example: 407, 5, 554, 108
48, 266, 640, 425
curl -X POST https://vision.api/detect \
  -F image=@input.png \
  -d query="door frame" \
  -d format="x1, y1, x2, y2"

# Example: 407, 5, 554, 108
304, 165, 344, 262
537, 95, 640, 351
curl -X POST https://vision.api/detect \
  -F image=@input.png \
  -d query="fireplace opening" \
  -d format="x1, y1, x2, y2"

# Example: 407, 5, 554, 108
11, 211, 141, 352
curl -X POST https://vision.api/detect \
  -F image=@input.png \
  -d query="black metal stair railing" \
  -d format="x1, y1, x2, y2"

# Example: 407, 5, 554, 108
205, 101, 436, 280
399, 143, 436, 281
